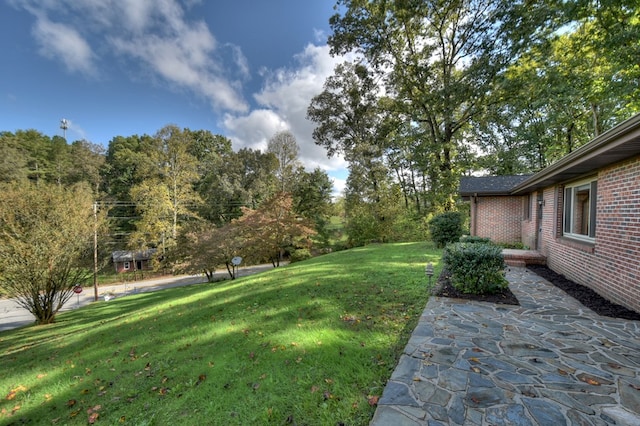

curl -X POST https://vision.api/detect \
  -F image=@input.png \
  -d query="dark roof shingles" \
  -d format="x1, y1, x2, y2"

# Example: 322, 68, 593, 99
459, 175, 532, 196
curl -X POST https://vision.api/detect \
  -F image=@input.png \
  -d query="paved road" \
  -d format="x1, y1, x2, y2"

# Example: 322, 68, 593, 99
0, 264, 276, 332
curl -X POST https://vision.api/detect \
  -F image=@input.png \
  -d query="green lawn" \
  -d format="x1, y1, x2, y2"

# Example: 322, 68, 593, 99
0, 242, 441, 425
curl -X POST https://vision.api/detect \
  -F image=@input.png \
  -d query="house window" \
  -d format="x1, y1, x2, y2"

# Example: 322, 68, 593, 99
124, 261, 130, 270
523, 194, 532, 220
563, 178, 597, 241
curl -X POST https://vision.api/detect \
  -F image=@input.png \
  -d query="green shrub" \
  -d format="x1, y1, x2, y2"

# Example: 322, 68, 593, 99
428, 211, 464, 248
289, 248, 312, 263
459, 235, 492, 244
442, 242, 508, 294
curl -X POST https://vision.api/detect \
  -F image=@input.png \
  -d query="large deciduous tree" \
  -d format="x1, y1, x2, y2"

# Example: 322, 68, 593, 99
324, 0, 555, 211
130, 125, 202, 256
235, 192, 315, 267
174, 222, 244, 280
0, 182, 95, 324
267, 130, 302, 193
292, 167, 334, 246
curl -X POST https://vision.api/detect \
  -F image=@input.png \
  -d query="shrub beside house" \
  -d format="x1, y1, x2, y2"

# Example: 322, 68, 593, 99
460, 113, 640, 314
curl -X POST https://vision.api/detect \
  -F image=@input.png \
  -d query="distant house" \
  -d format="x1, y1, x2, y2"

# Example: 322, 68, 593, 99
112, 249, 157, 274
460, 113, 640, 313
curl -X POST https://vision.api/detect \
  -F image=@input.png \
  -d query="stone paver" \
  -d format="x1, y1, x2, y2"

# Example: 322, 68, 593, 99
371, 268, 640, 425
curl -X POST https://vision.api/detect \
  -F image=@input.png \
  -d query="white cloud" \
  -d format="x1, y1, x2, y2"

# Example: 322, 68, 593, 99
14, 0, 249, 112
224, 43, 351, 175
331, 176, 347, 199
222, 109, 287, 151
32, 17, 97, 77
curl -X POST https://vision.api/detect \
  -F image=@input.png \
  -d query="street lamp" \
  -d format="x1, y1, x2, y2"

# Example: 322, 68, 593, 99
425, 262, 434, 287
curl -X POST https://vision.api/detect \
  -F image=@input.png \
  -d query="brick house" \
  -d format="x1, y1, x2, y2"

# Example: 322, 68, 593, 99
460, 113, 640, 314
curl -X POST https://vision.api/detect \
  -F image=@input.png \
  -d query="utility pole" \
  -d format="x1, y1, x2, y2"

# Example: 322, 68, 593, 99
93, 201, 99, 301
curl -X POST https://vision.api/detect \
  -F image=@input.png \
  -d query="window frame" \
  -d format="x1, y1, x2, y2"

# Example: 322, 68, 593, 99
123, 261, 130, 270
523, 194, 532, 220
562, 177, 597, 242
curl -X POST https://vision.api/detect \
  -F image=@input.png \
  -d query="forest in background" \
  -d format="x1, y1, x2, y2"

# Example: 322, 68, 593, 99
1, 0, 639, 276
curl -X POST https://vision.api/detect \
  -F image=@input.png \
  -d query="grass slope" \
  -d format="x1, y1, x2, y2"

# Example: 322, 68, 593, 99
0, 242, 440, 425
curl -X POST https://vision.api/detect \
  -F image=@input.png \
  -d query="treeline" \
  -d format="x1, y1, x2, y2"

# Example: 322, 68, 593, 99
308, 0, 640, 238
0, 127, 333, 277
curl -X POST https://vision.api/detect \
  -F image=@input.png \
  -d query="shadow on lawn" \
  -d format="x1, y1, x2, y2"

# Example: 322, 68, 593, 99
0, 246, 436, 425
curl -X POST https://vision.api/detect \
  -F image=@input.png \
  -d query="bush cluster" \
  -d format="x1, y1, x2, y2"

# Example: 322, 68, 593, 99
428, 212, 464, 248
442, 241, 508, 295
289, 248, 312, 263
459, 235, 491, 244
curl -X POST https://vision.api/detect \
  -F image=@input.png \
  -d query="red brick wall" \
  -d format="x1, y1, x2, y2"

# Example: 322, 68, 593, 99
471, 196, 523, 244
539, 156, 640, 313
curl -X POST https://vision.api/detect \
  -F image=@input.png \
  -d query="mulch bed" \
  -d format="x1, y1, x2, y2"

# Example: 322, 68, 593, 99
433, 269, 520, 306
433, 265, 640, 321
527, 264, 640, 321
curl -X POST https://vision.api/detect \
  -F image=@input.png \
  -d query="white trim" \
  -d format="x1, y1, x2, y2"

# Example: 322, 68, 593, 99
563, 177, 597, 242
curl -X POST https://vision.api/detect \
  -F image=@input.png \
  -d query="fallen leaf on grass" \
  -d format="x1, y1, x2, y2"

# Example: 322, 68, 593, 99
367, 395, 379, 406
5, 385, 27, 400
87, 405, 102, 424
196, 374, 206, 386
67, 399, 77, 407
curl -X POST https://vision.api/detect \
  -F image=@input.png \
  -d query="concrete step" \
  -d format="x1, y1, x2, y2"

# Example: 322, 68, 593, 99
502, 249, 546, 267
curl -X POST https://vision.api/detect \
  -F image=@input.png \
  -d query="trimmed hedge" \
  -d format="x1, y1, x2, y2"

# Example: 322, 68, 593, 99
428, 212, 464, 248
459, 235, 492, 244
442, 242, 508, 294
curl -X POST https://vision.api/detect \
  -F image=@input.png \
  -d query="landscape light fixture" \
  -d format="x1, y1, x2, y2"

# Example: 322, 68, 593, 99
425, 262, 434, 287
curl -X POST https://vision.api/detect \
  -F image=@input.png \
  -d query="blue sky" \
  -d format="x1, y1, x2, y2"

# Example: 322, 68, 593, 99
0, 0, 350, 194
